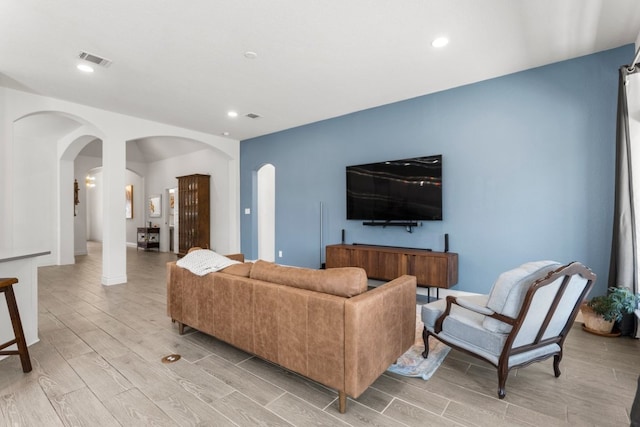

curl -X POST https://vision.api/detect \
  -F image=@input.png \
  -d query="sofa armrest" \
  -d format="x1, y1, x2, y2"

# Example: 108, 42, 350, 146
166, 261, 181, 319
344, 275, 416, 399
167, 255, 244, 321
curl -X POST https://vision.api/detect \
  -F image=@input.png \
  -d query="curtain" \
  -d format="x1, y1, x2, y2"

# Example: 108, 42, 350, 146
608, 66, 638, 338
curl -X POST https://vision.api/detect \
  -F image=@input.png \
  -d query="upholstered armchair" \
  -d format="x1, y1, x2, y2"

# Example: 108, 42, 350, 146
421, 261, 596, 399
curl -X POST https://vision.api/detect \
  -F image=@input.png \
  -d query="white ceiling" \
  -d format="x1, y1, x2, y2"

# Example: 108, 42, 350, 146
2, 0, 640, 142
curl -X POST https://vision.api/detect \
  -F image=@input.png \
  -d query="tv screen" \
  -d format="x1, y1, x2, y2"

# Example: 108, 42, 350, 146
346, 154, 442, 221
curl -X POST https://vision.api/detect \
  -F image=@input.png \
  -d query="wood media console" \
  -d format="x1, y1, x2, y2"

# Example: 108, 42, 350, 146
325, 244, 458, 292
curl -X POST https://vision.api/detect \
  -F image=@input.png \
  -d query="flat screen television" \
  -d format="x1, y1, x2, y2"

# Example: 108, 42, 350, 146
346, 154, 442, 221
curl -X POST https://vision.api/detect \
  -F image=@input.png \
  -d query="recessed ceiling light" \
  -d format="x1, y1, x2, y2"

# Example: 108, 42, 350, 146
227, 111, 238, 118
77, 64, 94, 73
222, 132, 230, 136
431, 37, 449, 48
244, 51, 258, 59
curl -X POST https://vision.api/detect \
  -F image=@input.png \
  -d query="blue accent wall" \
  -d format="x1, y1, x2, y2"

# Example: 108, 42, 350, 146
241, 45, 630, 295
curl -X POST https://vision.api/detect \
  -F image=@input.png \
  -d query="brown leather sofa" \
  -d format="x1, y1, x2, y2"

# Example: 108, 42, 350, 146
167, 255, 416, 413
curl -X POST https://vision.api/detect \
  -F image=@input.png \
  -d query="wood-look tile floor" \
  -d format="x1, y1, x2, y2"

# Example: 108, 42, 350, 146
1, 241, 638, 426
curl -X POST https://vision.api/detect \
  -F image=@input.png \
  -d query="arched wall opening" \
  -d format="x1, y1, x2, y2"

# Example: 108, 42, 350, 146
13, 111, 103, 266
126, 135, 238, 255
79, 164, 145, 251
4, 90, 240, 285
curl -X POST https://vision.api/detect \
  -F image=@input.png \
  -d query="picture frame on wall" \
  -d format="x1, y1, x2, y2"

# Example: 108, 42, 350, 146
149, 194, 161, 218
125, 185, 133, 219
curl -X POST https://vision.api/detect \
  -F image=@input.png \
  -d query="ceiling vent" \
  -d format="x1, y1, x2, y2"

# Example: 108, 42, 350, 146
245, 113, 262, 119
78, 51, 112, 68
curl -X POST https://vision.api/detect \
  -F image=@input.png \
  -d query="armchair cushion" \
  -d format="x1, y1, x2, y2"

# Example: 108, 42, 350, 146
421, 295, 506, 358
422, 295, 489, 331
441, 315, 508, 357
483, 261, 560, 333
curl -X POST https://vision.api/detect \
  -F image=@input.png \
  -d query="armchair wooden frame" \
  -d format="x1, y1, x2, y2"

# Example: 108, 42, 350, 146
423, 262, 596, 399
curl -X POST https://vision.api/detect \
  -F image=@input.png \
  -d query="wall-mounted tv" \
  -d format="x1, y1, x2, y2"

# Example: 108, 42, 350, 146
346, 154, 442, 221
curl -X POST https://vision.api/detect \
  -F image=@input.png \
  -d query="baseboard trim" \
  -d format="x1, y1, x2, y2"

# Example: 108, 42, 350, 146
102, 275, 127, 286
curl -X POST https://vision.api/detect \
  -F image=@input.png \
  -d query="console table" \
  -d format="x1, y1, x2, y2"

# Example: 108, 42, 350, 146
325, 244, 458, 289
137, 227, 160, 251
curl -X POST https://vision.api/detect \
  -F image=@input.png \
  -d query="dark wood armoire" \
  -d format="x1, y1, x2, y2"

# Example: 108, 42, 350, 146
177, 174, 210, 257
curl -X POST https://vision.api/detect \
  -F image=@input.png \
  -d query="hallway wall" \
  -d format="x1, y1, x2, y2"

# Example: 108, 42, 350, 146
1, 88, 240, 285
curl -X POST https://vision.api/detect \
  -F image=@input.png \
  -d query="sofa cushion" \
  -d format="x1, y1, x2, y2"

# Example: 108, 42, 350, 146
176, 249, 240, 276
483, 260, 560, 333
249, 260, 367, 298
220, 262, 253, 277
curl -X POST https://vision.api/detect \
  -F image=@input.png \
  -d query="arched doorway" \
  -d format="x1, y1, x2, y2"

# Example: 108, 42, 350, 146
12, 111, 103, 266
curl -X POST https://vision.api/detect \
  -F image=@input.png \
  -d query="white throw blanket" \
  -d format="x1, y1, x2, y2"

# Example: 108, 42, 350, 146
176, 249, 240, 276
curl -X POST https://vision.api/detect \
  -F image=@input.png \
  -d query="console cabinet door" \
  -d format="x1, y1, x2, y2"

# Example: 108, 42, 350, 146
325, 246, 351, 269
351, 249, 404, 281
326, 245, 403, 281
370, 250, 404, 281
407, 254, 447, 287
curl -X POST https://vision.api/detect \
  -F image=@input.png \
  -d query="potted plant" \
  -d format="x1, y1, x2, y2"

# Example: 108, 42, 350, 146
581, 287, 640, 335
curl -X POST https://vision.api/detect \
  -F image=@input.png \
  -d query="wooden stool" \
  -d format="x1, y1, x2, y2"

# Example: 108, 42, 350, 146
0, 278, 32, 372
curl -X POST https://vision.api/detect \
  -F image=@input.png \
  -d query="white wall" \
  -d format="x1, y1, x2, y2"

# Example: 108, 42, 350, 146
0, 87, 7, 246
11, 131, 57, 265
74, 155, 102, 254
145, 148, 235, 254
124, 169, 145, 246
74, 159, 149, 251
86, 169, 103, 242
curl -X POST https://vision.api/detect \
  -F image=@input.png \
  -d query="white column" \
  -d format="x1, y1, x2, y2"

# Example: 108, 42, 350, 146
101, 137, 127, 285
257, 164, 275, 262
228, 158, 241, 253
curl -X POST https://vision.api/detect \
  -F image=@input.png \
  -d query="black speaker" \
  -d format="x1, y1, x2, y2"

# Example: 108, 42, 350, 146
341, 229, 345, 244
444, 233, 449, 253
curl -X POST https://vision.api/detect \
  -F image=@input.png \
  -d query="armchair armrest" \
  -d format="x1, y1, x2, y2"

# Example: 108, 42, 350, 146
434, 296, 517, 333
434, 296, 458, 333
456, 297, 495, 316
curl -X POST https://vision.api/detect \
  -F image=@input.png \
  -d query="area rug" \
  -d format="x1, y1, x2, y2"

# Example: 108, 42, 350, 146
387, 305, 450, 380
